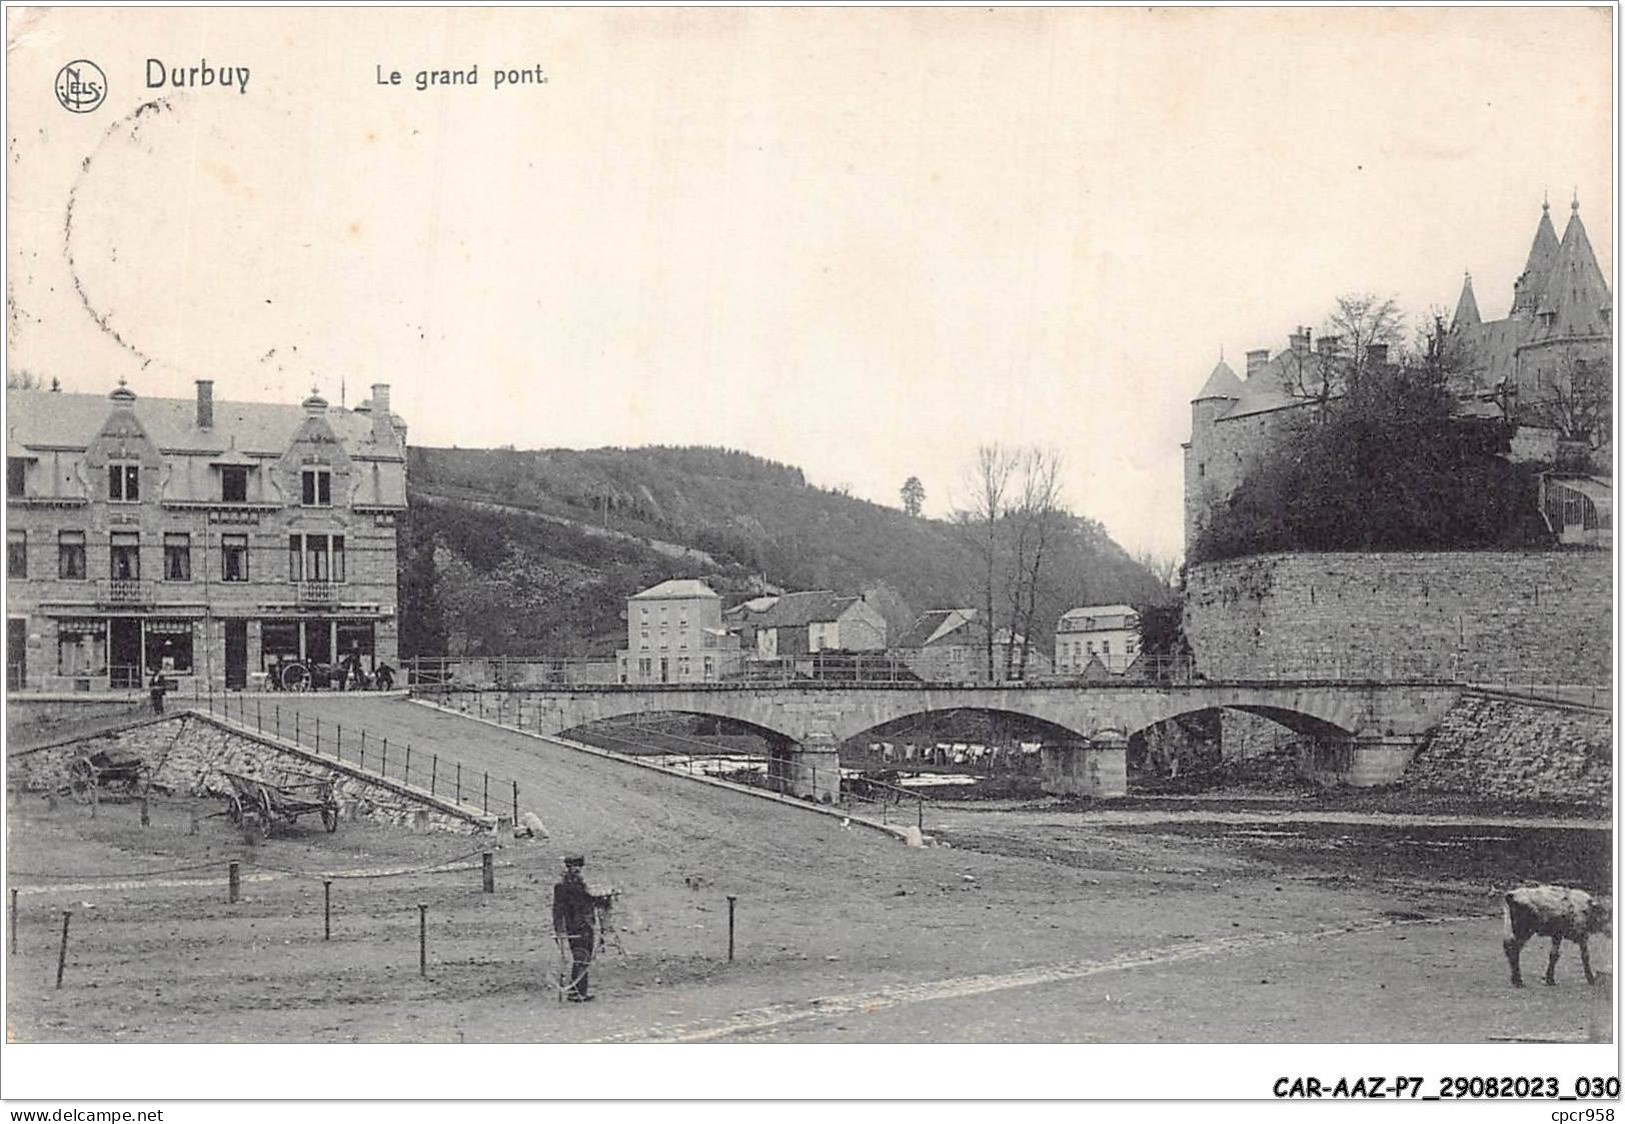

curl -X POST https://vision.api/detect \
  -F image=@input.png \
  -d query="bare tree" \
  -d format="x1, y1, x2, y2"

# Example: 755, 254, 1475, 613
1004, 448, 1066, 680
953, 445, 1016, 682
1279, 292, 1405, 412
1133, 549, 1181, 592
1524, 349, 1612, 466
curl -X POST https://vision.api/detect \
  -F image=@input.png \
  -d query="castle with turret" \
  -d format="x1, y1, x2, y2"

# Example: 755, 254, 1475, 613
1184, 199, 1612, 554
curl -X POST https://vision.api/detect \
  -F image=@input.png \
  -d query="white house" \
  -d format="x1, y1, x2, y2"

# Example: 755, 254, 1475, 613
1054, 604, 1141, 674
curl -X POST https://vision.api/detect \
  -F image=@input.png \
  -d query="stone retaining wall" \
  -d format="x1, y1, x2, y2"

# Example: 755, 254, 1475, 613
1184, 551, 1610, 683
1404, 692, 1611, 805
7, 713, 497, 835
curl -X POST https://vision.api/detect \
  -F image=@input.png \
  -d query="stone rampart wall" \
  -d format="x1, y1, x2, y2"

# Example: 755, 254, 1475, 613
1404, 692, 1611, 805
1184, 551, 1610, 683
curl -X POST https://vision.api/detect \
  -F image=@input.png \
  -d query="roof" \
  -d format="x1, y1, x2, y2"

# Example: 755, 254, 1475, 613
894, 608, 979, 649
1512, 203, 1562, 315
1220, 349, 1328, 420
629, 579, 719, 601
1192, 360, 1243, 402
1549, 475, 1612, 517
1060, 604, 1137, 621
1451, 273, 1481, 330
5, 387, 401, 457
722, 595, 779, 622
1532, 207, 1612, 341
757, 590, 849, 629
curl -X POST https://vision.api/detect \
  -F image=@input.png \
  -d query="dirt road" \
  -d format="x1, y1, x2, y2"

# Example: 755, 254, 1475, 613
5, 697, 1612, 1044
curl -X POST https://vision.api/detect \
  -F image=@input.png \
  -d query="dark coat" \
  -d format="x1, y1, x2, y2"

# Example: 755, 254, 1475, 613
552, 871, 596, 938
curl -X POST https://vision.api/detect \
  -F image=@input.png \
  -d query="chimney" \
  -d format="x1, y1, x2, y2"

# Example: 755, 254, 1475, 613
1316, 334, 1342, 356
195, 380, 214, 429
1245, 349, 1270, 378
371, 383, 393, 444
1366, 343, 1389, 366
1289, 326, 1311, 355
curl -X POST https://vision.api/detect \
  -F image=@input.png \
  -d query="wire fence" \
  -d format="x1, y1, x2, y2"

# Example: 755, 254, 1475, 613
429, 691, 928, 832
188, 690, 521, 823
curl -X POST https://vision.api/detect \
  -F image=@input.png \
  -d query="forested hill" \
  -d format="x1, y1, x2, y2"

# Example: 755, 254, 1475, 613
400, 445, 1169, 658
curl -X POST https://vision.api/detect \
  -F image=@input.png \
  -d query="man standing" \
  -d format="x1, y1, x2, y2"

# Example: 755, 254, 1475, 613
552, 855, 598, 1002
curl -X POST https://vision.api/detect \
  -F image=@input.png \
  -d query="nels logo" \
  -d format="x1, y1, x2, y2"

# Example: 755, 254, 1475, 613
55, 60, 107, 113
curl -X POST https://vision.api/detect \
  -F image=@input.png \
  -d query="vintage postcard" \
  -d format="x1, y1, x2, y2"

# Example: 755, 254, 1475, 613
1, 4, 1615, 1114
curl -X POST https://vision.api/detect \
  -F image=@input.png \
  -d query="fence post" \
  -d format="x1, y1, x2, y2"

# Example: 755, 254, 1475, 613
456, 763, 462, 804
295, 712, 300, 745
337, 725, 343, 761
512, 781, 519, 827
483, 772, 489, 813
382, 739, 389, 779
256, 699, 262, 734
418, 903, 428, 977
228, 862, 241, 904
55, 911, 71, 989
404, 743, 412, 786
315, 717, 321, 754
727, 895, 737, 961
324, 880, 332, 940
482, 851, 495, 893
275, 705, 281, 738
431, 755, 438, 796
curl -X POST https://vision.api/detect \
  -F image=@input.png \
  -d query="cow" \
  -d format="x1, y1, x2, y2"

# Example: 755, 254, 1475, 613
1502, 884, 1611, 987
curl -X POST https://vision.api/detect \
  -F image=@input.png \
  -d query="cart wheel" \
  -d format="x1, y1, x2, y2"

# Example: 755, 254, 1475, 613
69, 761, 96, 804
322, 806, 339, 833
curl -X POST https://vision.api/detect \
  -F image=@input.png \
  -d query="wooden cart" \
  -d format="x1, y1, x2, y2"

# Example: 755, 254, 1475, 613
64, 748, 166, 804
221, 769, 339, 842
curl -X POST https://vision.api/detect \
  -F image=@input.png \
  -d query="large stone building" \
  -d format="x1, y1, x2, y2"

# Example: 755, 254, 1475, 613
617, 578, 742, 684
1183, 200, 1613, 555
5, 380, 407, 691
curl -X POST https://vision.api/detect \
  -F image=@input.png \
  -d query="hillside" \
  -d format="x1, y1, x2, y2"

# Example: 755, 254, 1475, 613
401, 445, 1169, 658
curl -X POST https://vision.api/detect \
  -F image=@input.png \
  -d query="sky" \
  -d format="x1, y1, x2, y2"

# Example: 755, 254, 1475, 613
5, 7, 1614, 561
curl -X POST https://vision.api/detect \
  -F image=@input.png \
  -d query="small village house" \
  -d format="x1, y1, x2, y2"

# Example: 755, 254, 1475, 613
891, 608, 1049, 683
1054, 604, 1142, 674
752, 590, 887, 659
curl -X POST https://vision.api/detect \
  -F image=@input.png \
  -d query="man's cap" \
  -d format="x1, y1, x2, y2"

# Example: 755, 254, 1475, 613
563, 855, 586, 867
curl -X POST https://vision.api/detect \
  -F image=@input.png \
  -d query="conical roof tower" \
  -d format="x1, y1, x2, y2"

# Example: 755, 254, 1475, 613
1451, 271, 1481, 330
1511, 198, 1562, 318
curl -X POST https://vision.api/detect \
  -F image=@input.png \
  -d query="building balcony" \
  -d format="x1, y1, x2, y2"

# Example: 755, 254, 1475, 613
98, 578, 153, 604
296, 581, 339, 605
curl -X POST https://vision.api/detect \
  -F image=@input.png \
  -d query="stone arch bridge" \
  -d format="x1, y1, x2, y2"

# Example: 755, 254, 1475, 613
465, 681, 1463, 801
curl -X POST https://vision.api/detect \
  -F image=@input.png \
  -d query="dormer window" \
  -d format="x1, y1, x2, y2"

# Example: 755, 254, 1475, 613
108, 461, 140, 503
222, 466, 249, 503
301, 467, 332, 507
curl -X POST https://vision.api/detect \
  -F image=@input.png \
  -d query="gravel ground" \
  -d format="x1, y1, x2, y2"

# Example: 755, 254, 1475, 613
4, 697, 1613, 1044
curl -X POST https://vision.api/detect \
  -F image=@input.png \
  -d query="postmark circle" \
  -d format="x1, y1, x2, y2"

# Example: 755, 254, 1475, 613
55, 60, 107, 114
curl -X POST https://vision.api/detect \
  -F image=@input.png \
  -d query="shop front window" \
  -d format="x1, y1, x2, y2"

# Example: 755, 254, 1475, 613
57, 625, 107, 677
144, 621, 194, 675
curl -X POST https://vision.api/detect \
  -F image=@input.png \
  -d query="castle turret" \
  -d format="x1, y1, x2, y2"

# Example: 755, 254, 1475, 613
1185, 358, 1244, 553
1511, 198, 1562, 319
1451, 271, 1480, 330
